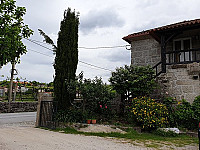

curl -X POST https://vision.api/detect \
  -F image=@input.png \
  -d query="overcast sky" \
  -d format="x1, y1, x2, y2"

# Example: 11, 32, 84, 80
0, 0, 200, 83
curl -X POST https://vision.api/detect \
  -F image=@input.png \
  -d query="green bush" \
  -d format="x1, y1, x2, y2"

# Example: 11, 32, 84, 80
55, 108, 87, 123
174, 99, 196, 129
129, 97, 169, 129
163, 97, 197, 130
65, 73, 116, 122
192, 96, 200, 123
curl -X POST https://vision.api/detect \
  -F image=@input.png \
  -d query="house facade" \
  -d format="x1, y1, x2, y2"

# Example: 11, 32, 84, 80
123, 19, 200, 103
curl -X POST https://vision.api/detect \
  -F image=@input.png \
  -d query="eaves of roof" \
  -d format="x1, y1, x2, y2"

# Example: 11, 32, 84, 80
123, 19, 200, 43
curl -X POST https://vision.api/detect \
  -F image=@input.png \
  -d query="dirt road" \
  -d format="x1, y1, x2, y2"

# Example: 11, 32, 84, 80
0, 122, 151, 150
0, 122, 198, 150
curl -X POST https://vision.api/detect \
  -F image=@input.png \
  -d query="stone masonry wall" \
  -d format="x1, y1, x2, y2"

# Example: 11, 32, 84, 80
131, 36, 200, 103
158, 63, 200, 103
0, 102, 38, 113
131, 37, 161, 67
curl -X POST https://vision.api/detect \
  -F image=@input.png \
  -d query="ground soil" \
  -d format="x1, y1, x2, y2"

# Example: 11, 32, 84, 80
0, 122, 198, 150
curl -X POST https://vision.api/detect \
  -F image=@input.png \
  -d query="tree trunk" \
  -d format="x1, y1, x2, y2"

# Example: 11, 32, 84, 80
13, 82, 17, 101
8, 63, 15, 112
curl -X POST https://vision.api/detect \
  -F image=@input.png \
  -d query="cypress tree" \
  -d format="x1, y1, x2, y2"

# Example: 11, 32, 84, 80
54, 8, 79, 110
39, 8, 79, 110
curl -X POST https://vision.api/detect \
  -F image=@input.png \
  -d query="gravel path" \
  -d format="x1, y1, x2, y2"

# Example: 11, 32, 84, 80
0, 122, 152, 150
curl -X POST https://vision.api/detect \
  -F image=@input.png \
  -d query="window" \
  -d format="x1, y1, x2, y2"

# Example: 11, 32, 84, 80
173, 38, 192, 62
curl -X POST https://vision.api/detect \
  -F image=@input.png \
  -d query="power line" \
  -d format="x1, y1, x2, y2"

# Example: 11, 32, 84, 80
26, 38, 114, 71
27, 49, 112, 72
78, 45, 129, 49
26, 38, 130, 50
25, 38, 53, 52
27, 49, 54, 58
78, 60, 112, 72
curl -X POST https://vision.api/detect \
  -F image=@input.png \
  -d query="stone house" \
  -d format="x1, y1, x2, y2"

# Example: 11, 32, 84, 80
123, 19, 200, 103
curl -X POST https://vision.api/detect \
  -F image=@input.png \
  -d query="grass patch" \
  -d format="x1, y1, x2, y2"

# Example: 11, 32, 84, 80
51, 127, 198, 148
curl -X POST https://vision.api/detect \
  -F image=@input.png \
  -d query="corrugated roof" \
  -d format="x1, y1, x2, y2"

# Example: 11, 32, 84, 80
123, 19, 200, 43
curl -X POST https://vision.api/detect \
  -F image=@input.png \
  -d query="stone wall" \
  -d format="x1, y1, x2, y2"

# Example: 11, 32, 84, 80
157, 63, 200, 103
131, 37, 161, 67
131, 35, 200, 103
0, 102, 38, 113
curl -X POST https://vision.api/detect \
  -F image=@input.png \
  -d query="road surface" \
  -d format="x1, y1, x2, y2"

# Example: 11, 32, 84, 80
0, 112, 197, 150
0, 112, 36, 125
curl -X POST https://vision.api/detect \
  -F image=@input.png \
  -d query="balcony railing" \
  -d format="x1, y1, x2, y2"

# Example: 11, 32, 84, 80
165, 48, 200, 65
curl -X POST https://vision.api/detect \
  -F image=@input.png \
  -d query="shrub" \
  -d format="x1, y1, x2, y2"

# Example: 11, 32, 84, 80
55, 108, 87, 123
192, 96, 200, 123
129, 97, 169, 129
173, 99, 196, 130
163, 97, 197, 130
162, 97, 178, 127
66, 73, 116, 121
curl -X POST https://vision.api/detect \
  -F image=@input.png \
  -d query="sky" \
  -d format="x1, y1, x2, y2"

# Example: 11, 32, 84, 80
0, 0, 200, 83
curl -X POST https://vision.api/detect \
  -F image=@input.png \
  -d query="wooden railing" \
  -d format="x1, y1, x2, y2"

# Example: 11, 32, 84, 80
165, 48, 200, 65
152, 61, 163, 78
152, 48, 200, 78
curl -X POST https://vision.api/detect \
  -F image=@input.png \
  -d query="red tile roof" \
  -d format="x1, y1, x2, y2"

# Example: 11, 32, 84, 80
123, 19, 200, 43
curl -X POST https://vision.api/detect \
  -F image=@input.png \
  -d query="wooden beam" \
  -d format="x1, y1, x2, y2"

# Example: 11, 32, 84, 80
149, 31, 161, 43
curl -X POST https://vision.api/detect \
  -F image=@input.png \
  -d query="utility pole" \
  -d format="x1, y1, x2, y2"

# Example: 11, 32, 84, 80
8, 63, 15, 112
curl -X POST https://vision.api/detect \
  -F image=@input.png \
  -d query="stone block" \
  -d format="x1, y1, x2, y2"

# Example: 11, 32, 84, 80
133, 51, 143, 58
194, 86, 200, 94
172, 86, 182, 95
181, 86, 194, 93
187, 62, 200, 74
176, 80, 192, 85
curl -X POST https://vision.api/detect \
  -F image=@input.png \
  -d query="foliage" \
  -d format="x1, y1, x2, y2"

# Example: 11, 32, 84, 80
153, 129, 178, 137
55, 109, 87, 123
129, 97, 169, 129
163, 97, 197, 130
161, 97, 177, 127
109, 65, 156, 98
66, 73, 116, 120
0, 0, 33, 66
174, 99, 197, 130
192, 96, 200, 123
39, 8, 79, 110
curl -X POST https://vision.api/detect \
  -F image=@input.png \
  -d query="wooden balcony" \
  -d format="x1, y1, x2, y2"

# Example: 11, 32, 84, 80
165, 48, 200, 65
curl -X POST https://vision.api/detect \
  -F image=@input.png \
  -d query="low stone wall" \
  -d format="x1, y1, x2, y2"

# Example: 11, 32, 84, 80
0, 102, 38, 113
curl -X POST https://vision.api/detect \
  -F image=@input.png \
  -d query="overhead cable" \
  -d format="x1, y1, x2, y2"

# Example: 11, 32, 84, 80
27, 49, 112, 72
26, 38, 130, 50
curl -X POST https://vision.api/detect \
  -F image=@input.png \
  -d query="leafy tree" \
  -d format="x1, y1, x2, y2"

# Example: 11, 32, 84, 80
0, 0, 33, 66
0, 0, 33, 104
109, 65, 156, 98
39, 8, 79, 110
